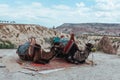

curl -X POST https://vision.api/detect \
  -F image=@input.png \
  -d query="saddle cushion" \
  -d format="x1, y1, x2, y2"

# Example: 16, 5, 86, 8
16, 42, 30, 55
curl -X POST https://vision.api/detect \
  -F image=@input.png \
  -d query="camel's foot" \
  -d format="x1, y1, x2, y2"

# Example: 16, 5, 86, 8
66, 58, 86, 65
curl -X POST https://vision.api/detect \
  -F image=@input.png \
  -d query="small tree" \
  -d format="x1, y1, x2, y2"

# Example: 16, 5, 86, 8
53, 26, 55, 29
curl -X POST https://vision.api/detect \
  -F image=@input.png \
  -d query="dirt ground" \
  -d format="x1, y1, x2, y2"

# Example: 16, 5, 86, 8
0, 49, 120, 80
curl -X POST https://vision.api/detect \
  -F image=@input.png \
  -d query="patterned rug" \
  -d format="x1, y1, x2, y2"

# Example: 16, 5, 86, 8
16, 58, 91, 71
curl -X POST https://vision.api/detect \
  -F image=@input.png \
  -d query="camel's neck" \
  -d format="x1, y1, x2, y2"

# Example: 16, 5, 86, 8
41, 49, 56, 60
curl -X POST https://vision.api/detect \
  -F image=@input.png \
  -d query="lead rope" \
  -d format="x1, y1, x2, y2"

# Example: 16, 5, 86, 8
91, 52, 94, 66
91, 52, 97, 66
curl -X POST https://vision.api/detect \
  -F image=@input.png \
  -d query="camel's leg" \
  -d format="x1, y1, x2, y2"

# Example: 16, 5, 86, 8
33, 50, 49, 64
66, 51, 82, 64
33, 49, 41, 63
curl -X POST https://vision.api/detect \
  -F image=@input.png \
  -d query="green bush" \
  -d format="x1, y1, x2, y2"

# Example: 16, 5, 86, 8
0, 40, 16, 49
112, 38, 120, 43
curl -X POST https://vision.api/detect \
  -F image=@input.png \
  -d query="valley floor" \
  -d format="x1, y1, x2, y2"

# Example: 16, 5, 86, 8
0, 49, 120, 80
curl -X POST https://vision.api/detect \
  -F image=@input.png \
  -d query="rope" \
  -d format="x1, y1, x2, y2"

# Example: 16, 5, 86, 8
91, 52, 94, 66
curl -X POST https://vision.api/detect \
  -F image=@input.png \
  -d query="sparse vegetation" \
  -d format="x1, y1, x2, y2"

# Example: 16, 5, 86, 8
0, 40, 16, 49
111, 38, 120, 43
44, 37, 54, 45
57, 23, 120, 37
0, 20, 16, 24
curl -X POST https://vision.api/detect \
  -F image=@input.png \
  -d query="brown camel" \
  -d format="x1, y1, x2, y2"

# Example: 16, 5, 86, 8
51, 42, 94, 64
17, 36, 57, 64
32, 44, 57, 64
18, 44, 57, 64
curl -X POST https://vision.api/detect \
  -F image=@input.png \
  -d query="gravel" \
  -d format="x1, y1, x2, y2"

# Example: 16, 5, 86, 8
0, 49, 120, 80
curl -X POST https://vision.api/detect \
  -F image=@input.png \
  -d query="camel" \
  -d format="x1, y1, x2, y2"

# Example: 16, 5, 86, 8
32, 44, 57, 64
17, 36, 94, 64
17, 44, 57, 64
51, 42, 94, 64
73, 43, 94, 64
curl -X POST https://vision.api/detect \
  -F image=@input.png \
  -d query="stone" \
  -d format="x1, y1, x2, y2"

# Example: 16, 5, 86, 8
98, 36, 117, 54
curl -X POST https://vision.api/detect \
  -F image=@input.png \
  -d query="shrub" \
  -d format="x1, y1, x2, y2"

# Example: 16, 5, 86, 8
44, 37, 54, 45
0, 40, 16, 49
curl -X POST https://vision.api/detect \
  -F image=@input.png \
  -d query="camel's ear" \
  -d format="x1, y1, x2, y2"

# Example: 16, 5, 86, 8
86, 43, 94, 48
86, 43, 91, 46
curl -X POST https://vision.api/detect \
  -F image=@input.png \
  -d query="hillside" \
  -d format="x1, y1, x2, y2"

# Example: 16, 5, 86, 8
0, 24, 66, 48
56, 23, 120, 36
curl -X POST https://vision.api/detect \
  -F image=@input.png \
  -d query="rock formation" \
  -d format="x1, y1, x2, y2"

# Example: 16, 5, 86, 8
0, 24, 67, 49
98, 36, 119, 54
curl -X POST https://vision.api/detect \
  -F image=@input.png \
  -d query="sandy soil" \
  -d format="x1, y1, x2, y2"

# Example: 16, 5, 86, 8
0, 49, 120, 80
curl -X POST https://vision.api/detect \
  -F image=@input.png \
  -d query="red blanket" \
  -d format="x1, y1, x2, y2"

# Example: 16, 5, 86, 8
64, 40, 74, 54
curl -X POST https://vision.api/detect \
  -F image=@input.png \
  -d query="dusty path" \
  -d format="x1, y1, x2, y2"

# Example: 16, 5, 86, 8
0, 49, 120, 80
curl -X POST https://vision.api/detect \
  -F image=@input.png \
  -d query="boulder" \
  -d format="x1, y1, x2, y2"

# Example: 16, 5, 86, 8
98, 36, 117, 54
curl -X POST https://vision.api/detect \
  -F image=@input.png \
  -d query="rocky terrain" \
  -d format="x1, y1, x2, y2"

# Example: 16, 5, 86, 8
1, 23, 92, 50
0, 23, 120, 80
0, 23, 69, 48
56, 23, 120, 54
0, 23, 119, 52
56, 23, 120, 36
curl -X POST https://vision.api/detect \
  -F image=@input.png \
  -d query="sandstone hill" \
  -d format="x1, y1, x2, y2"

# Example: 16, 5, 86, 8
0, 23, 67, 48
56, 23, 120, 36
0, 23, 119, 54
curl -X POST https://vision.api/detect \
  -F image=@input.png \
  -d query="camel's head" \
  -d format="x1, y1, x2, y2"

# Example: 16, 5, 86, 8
85, 43, 95, 52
